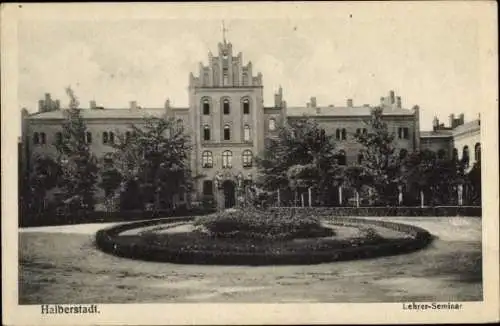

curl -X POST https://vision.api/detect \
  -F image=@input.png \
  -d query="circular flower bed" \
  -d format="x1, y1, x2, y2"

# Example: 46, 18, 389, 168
95, 210, 433, 265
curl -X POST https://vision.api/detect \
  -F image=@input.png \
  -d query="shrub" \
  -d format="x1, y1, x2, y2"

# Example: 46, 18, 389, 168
194, 208, 333, 240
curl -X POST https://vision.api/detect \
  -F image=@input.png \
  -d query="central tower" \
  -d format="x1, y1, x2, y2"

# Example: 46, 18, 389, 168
188, 35, 265, 204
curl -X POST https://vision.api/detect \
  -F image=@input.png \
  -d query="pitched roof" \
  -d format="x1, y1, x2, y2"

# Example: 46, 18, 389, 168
452, 119, 480, 135
27, 108, 188, 120
420, 130, 453, 138
287, 105, 414, 117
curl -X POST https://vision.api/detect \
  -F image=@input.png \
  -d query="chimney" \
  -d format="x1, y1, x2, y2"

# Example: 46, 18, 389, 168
380, 96, 385, 107
389, 90, 395, 104
310, 97, 317, 108
55, 100, 60, 110
38, 99, 45, 112
459, 113, 465, 126
89, 100, 97, 109
130, 101, 137, 110
396, 96, 401, 108
433, 116, 439, 131
306, 102, 311, 108
316, 107, 321, 114
449, 114, 455, 128
164, 99, 171, 109
347, 98, 353, 107
274, 87, 283, 107
45, 93, 51, 103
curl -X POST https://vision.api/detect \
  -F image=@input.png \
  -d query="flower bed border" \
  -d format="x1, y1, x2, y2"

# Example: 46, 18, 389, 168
95, 216, 433, 266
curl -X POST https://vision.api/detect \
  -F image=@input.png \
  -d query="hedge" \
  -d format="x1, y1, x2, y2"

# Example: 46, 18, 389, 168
269, 206, 481, 217
94, 216, 433, 265
19, 207, 216, 227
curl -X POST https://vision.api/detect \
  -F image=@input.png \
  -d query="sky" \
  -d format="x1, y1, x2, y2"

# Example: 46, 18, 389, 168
16, 2, 492, 131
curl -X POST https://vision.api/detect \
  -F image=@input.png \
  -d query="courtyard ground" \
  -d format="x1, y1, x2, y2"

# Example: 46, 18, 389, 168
19, 216, 482, 303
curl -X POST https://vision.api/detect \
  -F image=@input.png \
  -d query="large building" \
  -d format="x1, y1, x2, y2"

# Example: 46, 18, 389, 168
20, 38, 480, 209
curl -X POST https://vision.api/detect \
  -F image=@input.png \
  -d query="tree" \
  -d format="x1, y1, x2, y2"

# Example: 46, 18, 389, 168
28, 154, 61, 213
256, 118, 340, 206
55, 87, 98, 213
354, 107, 402, 205
344, 164, 372, 207
112, 115, 193, 211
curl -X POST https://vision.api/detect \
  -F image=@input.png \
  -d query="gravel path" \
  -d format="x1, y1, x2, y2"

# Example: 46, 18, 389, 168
19, 216, 482, 303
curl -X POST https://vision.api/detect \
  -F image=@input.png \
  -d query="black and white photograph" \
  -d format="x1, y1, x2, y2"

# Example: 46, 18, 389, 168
2, 2, 498, 325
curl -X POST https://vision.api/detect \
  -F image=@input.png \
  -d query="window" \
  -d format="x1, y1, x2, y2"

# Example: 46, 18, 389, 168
55, 132, 62, 145
341, 128, 346, 140
356, 128, 361, 135
223, 68, 229, 86
452, 148, 459, 161
474, 143, 481, 162
243, 98, 250, 114
33, 132, 40, 145
203, 125, 210, 141
125, 131, 131, 142
203, 180, 214, 196
202, 99, 210, 115
223, 99, 230, 115
338, 150, 347, 165
176, 119, 184, 133
40, 132, 46, 144
202, 151, 213, 168
243, 125, 251, 141
362, 128, 367, 135
357, 152, 363, 164
102, 132, 109, 144
109, 132, 115, 144
462, 146, 470, 168
398, 127, 409, 139
242, 150, 253, 168
223, 124, 231, 140
269, 118, 276, 131
335, 129, 340, 140
222, 150, 232, 168
103, 153, 114, 168
86, 132, 92, 144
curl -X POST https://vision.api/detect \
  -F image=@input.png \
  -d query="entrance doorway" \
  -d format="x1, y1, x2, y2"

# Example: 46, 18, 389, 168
222, 180, 236, 208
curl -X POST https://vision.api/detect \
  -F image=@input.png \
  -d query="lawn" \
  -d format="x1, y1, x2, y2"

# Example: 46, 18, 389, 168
18, 216, 482, 303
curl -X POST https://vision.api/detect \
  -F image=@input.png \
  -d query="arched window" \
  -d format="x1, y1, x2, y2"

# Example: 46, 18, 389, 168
242, 150, 253, 168
40, 132, 46, 144
109, 132, 115, 144
399, 149, 408, 159
341, 128, 346, 140
223, 98, 230, 115
86, 132, 92, 144
223, 124, 231, 140
33, 132, 40, 145
437, 149, 446, 159
242, 98, 250, 114
55, 132, 62, 145
243, 125, 251, 142
202, 98, 210, 115
202, 151, 213, 168
203, 125, 210, 141
338, 150, 347, 165
474, 143, 481, 162
335, 129, 340, 140
102, 132, 109, 144
222, 150, 232, 168
269, 118, 276, 131
462, 146, 470, 168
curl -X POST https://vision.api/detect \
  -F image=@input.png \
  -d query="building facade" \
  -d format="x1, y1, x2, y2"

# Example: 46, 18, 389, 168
20, 39, 480, 209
